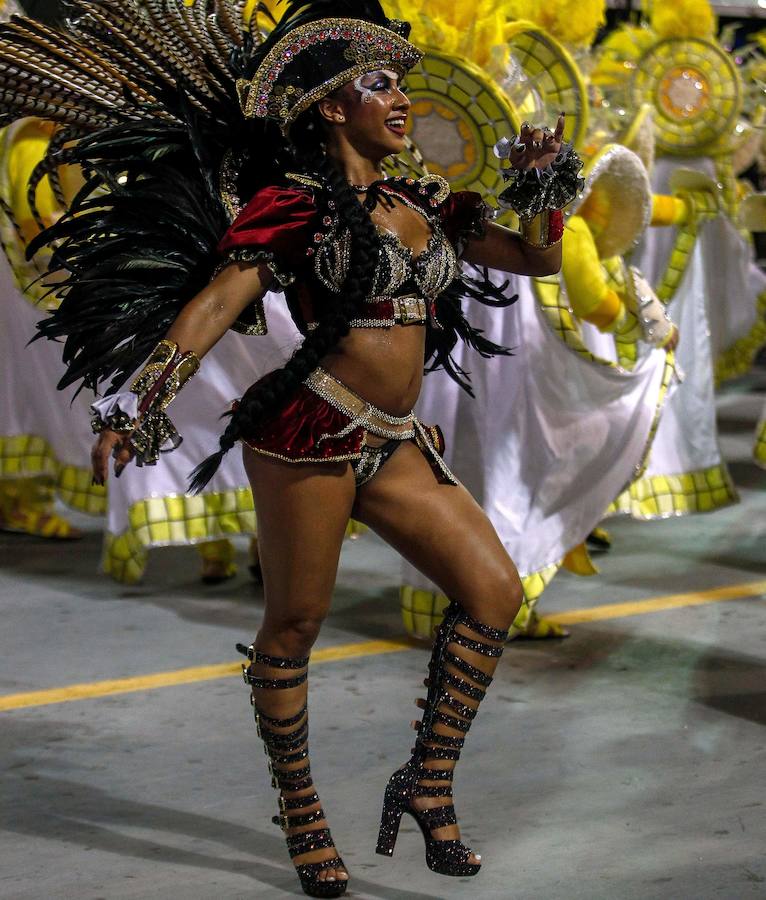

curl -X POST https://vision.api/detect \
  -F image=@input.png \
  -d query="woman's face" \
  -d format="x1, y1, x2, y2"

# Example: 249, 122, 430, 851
325, 70, 411, 159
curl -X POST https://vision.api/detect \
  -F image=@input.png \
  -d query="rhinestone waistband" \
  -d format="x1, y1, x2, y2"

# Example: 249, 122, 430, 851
304, 367, 416, 441
306, 295, 427, 331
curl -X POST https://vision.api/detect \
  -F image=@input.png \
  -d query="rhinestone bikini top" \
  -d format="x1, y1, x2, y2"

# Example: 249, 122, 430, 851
313, 180, 461, 309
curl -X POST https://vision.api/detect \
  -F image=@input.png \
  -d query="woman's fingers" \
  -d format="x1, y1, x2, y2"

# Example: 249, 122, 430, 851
90, 430, 135, 484
113, 440, 135, 477
554, 113, 566, 142
91, 432, 120, 485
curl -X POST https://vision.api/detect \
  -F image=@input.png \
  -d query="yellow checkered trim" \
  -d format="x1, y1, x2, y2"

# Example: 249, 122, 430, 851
103, 487, 256, 584
715, 290, 766, 386
0, 434, 105, 515
533, 278, 606, 364
399, 563, 562, 642
714, 156, 738, 220
655, 188, 719, 304
755, 419, 766, 469
607, 464, 738, 519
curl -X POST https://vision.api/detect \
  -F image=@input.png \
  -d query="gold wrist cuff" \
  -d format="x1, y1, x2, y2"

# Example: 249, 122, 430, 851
127, 340, 200, 466
519, 209, 563, 249
131, 339, 200, 416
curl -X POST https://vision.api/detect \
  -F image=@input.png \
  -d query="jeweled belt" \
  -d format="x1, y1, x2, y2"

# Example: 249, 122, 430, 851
304, 367, 416, 442
349, 294, 427, 327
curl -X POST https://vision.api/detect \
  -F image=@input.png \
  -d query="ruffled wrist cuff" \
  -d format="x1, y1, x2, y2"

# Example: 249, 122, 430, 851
494, 138, 584, 219
91, 392, 138, 434
90, 391, 182, 466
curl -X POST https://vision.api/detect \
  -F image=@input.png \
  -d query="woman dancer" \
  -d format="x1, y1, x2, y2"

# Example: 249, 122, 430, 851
2, 2, 580, 895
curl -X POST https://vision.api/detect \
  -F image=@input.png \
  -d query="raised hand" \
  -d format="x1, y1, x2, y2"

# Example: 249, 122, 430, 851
504, 114, 566, 172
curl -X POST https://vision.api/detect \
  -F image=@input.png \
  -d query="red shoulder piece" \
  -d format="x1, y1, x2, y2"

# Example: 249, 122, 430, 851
217, 184, 318, 274
439, 190, 491, 251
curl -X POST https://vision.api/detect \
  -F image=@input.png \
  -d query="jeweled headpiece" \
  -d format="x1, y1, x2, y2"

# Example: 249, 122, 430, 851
238, 7, 422, 134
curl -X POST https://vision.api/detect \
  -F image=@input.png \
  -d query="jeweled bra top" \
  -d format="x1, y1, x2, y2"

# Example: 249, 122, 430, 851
216, 173, 490, 336
313, 179, 463, 328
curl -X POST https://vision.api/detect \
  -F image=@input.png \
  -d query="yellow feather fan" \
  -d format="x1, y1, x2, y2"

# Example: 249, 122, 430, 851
649, 0, 717, 41
503, 0, 606, 49
385, 0, 517, 78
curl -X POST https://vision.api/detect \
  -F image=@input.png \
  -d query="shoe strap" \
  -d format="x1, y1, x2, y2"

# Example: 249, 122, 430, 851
439, 691, 478, 720
269, 760, 312, 784
272, 807, 325, 831
450, 631, 504, 657
295, 856, 345, 877
416, 765, 454, 782
414, 726, 465, 749
412, 784, 453, 798
444, 651, 493, 687
416, 803, 458, 829
258, 718, 309, 751
417, 745, 461, 761
236, 643, 309, 668
243, 665, 308, 689
442, 667, 487, 700
286, 826, 335, 858
255, 704, 307, 728
455, 609, 508, 642
431, 709, 472, 733
279, 790, 320, 811
269, 746, 310, 767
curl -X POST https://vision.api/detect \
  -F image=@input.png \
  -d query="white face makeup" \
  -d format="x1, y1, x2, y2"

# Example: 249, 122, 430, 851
352, 69, 404, 104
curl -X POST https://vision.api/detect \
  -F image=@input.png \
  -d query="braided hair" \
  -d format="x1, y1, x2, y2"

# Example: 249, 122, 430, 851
189, 108, 380, 492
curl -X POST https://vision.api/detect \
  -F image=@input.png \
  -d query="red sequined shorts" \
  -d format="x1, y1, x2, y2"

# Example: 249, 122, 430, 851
239, 367, 457, 487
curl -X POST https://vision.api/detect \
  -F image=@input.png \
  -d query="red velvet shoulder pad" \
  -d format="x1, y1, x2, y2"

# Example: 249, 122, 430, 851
217, 184, 318, 273
438, 190, 491, 249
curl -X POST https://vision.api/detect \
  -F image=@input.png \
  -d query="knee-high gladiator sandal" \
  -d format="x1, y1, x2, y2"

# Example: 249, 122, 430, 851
376, 600, 506, 876
237, 643, 348, 898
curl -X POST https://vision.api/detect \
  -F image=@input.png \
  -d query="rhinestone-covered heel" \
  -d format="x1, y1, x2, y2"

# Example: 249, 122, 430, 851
376, 601, 507, 877
237, 643, 348, 898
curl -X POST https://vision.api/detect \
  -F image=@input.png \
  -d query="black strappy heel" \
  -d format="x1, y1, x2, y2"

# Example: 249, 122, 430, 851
237, 643, 348, 898
375, 601, 507, 876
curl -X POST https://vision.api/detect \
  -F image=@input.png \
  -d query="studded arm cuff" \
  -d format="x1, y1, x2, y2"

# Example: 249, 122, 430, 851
519, 208, 565, 249
91, 340, 200, 466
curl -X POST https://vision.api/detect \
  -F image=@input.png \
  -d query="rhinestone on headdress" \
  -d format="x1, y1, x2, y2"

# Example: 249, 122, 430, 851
239, 17, 422, 134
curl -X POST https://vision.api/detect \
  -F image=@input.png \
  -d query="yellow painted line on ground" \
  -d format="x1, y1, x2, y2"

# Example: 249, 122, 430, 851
546, 579, 766, 625
2, 581, 765, 713
0, 639, 411, 713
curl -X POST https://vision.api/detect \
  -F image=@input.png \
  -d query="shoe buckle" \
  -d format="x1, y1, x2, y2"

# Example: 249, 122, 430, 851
278, 794, 287, 813
277, 813, 290, 832
241, 663, 249, 684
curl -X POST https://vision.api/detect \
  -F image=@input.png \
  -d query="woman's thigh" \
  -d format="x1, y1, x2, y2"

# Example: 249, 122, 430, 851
353, 442, 522, 630
244, 448, 357, 630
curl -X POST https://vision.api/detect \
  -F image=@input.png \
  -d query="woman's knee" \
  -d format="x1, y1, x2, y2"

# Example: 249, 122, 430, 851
461, 563, 524, 628
260, 608, 328, 657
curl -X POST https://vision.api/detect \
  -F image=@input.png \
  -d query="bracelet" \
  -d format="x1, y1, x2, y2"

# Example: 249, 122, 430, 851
519, 209, 565, 249
127, 340, 200, 465
90, 340, 200, 466
494, 137, 584, 220
131, 339, 200, 416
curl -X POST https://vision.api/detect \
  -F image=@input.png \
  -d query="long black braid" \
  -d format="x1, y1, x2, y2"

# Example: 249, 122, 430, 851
188, 112, 380, 492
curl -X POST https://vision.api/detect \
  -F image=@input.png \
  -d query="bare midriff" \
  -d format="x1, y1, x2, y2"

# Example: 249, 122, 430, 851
320, 322, 426, 417
316, 196, 433, 417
